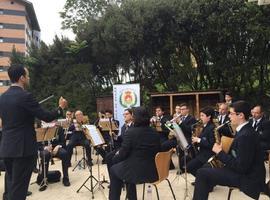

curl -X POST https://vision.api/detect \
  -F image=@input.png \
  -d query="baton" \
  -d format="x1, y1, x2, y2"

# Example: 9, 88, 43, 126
39, 95, 54, 104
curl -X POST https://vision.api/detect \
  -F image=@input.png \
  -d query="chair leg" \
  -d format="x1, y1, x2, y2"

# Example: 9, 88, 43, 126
153, 184, 160, 200
227, 188, 233, 200
166, 179, 176, 200
142, 183, 145, 200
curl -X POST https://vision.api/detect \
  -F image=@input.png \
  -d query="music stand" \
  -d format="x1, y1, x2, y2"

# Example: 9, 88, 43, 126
77, 125, 106, 199
98, 119, 118, 151
167, 122, 192, 200
36, 127, 58, 191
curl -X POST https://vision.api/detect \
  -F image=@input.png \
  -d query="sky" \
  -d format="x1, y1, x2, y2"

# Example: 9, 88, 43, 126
30, 0, 75, 44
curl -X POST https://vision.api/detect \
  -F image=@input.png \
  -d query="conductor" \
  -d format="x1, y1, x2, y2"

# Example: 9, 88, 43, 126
0, 64, 68, 200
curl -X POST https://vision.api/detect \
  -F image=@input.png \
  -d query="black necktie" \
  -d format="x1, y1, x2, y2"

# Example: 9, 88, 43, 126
254, 120, 258, 129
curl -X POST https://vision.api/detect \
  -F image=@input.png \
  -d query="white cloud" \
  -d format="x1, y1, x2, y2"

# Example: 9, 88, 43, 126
30, 0, 75, 44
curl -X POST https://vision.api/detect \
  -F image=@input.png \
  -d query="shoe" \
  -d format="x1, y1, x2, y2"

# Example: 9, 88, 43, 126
102, 159, 106, 164
33, 167, 39, 173
63, 177, 70, 187
87, 159, 93, 166
191, 181, 195, 186
27, 191, 32, 196
39, 182, 48, 192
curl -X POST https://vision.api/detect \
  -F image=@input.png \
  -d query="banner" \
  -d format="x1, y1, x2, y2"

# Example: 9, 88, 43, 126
113, 84, 140, 128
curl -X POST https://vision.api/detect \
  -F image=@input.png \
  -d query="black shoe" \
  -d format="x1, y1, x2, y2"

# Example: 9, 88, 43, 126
87, 159, 93, 166
102, 159, 107, 164
27, 191, 32, 196
191, 181, 195, 186
63, 177, 70, 187
33, 167, 39, 173
39, 182, 48, 192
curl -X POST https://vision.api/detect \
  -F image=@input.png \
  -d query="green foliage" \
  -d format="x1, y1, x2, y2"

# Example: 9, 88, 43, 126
14, 0, 270, 116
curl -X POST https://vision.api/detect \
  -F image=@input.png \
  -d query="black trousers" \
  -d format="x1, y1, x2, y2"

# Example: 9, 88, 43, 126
40, 148, 69, 179
66, 133, 92, 164
109, 163, 137, 200
4, 155, 35, 200
180, 156, 204, 177
193, 167, 240, 200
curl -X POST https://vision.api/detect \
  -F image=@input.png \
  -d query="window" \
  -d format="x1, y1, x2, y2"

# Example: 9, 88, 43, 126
0, 9, 3, 15
0, 38, 3, 43
0, 23, 3, 29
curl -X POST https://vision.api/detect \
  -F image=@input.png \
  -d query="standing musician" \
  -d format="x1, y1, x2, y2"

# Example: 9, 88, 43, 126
37, 126, 70, 191
66, 110, 93, 167
193, 101, 266, 200
180, 107, 215, 178
106, 108, 134, 182
150, 106, 171, 143
0, 64, 67, 200
109, 107, 160, 200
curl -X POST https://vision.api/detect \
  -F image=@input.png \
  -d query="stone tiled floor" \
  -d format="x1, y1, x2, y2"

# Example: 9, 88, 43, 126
0, 148, 269, 200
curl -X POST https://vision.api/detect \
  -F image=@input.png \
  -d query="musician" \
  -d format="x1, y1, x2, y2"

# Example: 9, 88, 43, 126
181, 107, 215, 177
193, 101, 266, 200
109, 107, 160, 200
95, 110, 119, 164
106, 108, 134, 181
37, 127, 70, 191
249, 105, 266, 133
225, 91, 234, 105
161, 103, 196, 151
217, 103, 233, 137
0, 64, 67, 200
150, 106, 171, 143
66, 110, 93, 167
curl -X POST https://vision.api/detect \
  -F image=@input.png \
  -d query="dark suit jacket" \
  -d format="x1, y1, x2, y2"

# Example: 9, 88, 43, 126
179, 115, 197, 143
258, 120, 270, 150
218, 115, 233, 137
249, 117, 266, 134
196, 123, 215, 163
0, 86, 63, 158
112, 126, 161, 184
217, 123, 265, 199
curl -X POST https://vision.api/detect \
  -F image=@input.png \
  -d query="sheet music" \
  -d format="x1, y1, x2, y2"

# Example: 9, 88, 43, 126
172, 122, 189, 150
83, 125, 104, 146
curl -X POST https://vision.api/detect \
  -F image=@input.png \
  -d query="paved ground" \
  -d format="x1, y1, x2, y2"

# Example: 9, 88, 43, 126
0, 147, 269, 200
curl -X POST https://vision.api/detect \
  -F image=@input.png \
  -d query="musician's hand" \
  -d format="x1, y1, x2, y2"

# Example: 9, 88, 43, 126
212, 143, 222, 154
192, 136, 200, 144
59, 96, 68, 109
44, 145, 53, 152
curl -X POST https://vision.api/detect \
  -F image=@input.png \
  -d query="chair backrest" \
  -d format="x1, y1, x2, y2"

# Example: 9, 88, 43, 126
154, 148, 174, 184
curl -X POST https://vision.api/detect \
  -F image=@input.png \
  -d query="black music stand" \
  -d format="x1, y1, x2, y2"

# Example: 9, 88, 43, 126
167, 122, 192, 200
36, 126, 58, 191
77, 125, 106, 199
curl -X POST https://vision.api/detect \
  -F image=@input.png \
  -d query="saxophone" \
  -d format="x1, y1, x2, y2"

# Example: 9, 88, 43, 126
207, 120, 231, 168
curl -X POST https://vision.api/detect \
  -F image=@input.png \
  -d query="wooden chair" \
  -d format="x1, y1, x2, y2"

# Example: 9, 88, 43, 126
227, 187, 263, 200
142, 148, 176, 200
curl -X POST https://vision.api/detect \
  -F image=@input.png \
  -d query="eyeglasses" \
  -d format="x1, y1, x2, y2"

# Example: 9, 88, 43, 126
229, 112, 240, 116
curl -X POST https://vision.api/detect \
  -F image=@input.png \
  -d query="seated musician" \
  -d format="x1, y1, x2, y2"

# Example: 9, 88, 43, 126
249, 104, 266, 133
66, 110, 93, 167
162, 103, 196, 151
217, 103, 233, 137
95, 110, 119, 164
109, 107, 160, 200
193, 101, 266, 200
150, 106, 171, 143
37, 127, 70, 190
180, 107, 215, 177
106, 108, 134, 181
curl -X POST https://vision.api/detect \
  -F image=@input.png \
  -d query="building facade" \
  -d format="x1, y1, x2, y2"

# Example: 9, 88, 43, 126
0, 0, 40, 93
